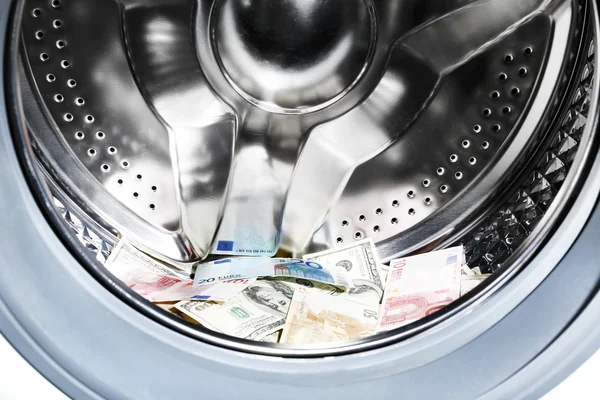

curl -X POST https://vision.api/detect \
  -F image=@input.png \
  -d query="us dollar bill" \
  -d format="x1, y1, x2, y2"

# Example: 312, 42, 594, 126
280, 286, 378, 345
261, 330, 281, 343
379, 264, 390, 285
174, 300, 222, 331
179, 280, 297, 341
377, 246, 464, 332
303, 238, 383, 305
261, 276, 345, 296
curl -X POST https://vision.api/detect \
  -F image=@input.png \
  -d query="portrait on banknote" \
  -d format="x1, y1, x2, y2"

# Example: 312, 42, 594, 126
242, 280, 295, 317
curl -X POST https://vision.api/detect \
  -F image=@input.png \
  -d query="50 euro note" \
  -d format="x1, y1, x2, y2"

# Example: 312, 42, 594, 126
193, 257, 352, 289
377, 246, 464, 332
105, 240, 254, 302
303, 238, 384, 305
176, 280, 297, 341
280, 286, 379, 345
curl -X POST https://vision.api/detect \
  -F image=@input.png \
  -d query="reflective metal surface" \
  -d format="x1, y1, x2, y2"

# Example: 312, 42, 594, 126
456, 38, 597, 273
20, 0, 576, 262
12, 0, 600, 357
213, 0, 375, 112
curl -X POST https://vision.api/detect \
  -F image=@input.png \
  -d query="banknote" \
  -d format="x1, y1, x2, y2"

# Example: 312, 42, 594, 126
280, 286, 378, 344
304, 239, 384, 305
460, 274, 490, 297
261, 276, 345, 296
193, 257, 352, 289
461, 264, 475, 276
183, 280, 297, 340
261, 330, 281, 343
174, 300, 221, 331
105, 240, 254, 302
470, 267, 482, 275
377, 246, 464, 332
107, 240, 190, 278
154, 301, 178, 312
211, 195, 280, 257
211, 144, 283, 257
379, 264, 390, 282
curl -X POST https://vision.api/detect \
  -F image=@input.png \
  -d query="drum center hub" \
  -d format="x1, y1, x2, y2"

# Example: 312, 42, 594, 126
212, 0, 375, 113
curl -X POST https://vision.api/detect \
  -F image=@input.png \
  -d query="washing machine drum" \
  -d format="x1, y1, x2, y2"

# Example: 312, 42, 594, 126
2, 0, 600, 398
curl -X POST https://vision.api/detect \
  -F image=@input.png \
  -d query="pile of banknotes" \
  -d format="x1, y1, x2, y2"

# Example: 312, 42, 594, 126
105, 239, 489, 344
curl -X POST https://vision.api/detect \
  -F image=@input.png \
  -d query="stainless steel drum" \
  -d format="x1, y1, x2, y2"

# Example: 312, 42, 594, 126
18, 0, 590, 264
7, 0, 600, 356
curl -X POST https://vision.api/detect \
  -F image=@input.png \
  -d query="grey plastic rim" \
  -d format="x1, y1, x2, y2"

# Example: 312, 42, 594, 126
2, 0, 600, 399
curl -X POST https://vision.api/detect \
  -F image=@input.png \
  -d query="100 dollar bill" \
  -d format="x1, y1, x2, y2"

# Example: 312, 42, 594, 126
304, 238, 384, 305
193, 257, 352, 289
181, 280, 297, 340
174, 300, 222, 331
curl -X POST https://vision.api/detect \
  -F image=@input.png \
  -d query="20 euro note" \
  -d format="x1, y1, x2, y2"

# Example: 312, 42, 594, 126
105, 240, 254, 302
377, 246, 464, 332
304, 238, 384, 305
193, 257, 352, 289
180, 280, 297, 341
280, 286, 378, 345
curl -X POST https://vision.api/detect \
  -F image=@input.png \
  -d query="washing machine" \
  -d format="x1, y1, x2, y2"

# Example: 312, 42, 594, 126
2, 0, 600, 398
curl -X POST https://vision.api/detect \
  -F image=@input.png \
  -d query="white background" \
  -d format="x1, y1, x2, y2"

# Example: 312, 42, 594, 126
0, 333, 597, 399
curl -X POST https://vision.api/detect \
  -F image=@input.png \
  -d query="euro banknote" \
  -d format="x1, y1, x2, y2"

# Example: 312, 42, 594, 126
280, 286, 378, 344
106, 240, 254, 302
377, 246, 464, 332
193, 257, 352, 289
